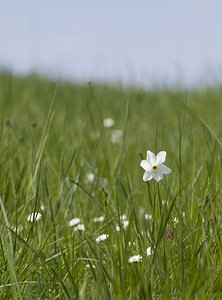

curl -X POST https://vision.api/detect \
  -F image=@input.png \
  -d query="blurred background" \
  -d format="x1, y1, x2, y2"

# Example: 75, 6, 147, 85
1, 0, 222, 88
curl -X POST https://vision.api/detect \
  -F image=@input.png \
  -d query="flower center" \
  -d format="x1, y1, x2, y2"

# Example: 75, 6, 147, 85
152, 165, 158, 171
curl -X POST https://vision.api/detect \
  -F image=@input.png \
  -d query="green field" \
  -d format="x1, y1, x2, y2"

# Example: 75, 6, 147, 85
1, 71, 222, 299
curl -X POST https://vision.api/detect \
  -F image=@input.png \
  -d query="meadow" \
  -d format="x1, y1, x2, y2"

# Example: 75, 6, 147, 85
1, 71, 222, 299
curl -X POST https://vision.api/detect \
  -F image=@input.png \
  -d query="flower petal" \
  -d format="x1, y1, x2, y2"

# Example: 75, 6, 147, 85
143, 172, 153, 181
158, 164, 172, 174
140, 160, 152, 171
156, 151, 166, 164
146, 151, 156, 164
153, 173, 163, 182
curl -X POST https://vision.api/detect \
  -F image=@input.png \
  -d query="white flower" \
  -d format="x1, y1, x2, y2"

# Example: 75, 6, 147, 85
74, 223, 85, 232
120, 214, 127, 221
86, 173, 95, 182
116, 225, 121, 232
128, 255, 142, 263
144, 213, 152, 220
103, 118, 114, 128
146, 247, 152, 256
96, 234, 109, 243
93, 216, 105, 223
116, 219, 129, 232
69, 218, 81, 227
111, 129, 123, 144
140, 150, 171, 182
122, 220, 129, 229
27, 212, 42, 222
173, 217, 179, 226
116, 215, 129, 232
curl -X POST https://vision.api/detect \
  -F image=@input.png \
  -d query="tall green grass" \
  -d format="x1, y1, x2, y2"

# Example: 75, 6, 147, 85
1, 71, 222, 299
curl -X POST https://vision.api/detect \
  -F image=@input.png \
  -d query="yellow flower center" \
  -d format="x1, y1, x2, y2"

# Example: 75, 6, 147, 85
152, 165, 158, 171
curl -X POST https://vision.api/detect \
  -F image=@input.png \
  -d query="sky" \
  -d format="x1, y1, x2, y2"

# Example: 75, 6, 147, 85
1, 1, 222, 87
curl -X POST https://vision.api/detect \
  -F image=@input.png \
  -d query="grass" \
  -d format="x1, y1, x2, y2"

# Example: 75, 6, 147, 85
1, 71, 222, 299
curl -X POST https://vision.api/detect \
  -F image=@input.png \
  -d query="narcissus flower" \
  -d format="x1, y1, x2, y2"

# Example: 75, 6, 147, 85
140, 150, 171, 182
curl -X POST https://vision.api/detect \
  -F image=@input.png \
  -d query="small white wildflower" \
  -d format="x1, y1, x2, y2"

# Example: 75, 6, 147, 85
144, 213, 152, 220
103, 118, 115, 128
69, 218, 81, 227
140, 150, 171, 182
173, 217, 179, 226
146, 247, 152, 256
120, 214, 127, 221
111, 129, 123, 144
122, 220, 129, 229
40, 204, 45, 211
96, 234, 109, 243
116, 225, 120, 232
116, 217, 129, 232
128, 255, 142, 263
93, 216, 105, 223
74, 223, 85, 232
86, 173, 95, 182
27, 212, 42, 222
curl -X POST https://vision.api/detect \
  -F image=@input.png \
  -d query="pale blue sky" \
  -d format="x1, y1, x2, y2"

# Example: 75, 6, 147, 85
1, 1, 222, 86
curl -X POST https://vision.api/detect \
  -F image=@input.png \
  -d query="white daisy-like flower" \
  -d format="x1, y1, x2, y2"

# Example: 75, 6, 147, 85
93, 216, 105, 223
128, 255, 142, 263
103, 118, 115, 128
146, 247, 152, 256
74, 223, 85, 232
96, 234, 109, 243
27, 212, 42, 222
69, 218, 81, 227
140, 150, 172, 182
116, 225, 121, 232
